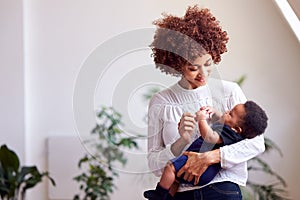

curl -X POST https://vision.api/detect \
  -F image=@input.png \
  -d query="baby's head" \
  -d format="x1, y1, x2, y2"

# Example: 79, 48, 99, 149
222, 101, 268, 139
242, 101, 268, 138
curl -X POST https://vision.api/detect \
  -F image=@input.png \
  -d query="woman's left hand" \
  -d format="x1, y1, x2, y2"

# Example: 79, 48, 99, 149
177, 151, 211, 185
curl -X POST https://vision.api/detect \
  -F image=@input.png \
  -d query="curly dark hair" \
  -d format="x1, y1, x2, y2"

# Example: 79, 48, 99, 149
150, 5, 229, 76
240, 101, 268, 139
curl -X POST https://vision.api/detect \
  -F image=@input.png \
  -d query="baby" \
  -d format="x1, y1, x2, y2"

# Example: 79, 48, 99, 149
144, 101, 268, 200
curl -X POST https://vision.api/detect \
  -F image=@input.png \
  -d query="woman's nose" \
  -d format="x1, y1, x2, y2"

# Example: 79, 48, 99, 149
196, 66, 204, 74
197, 67, 207, 76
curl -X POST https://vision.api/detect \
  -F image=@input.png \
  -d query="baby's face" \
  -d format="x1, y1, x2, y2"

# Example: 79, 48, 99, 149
221, 104, 246, 128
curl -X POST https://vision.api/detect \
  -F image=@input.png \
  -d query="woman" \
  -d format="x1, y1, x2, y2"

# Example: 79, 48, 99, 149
147, 5, 265, 200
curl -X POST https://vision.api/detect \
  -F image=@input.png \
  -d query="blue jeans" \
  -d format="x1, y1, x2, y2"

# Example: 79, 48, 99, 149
174, 181, 242, 200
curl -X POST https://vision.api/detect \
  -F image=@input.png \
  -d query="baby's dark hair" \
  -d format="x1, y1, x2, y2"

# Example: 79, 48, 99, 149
241, 101, 268, 139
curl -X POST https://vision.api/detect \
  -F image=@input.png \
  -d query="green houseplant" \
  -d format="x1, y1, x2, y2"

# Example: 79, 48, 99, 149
73, 106, 139, 200
0, 144, 55, 200
240, 137, 290, 200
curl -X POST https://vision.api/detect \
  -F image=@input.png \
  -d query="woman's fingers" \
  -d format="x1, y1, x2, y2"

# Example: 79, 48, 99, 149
181, 114, 196, 124
187, 172, 195, 182
183, 170, 190, 181
194, 175, 201, 185
182, 121, 195, 130
177, 151, 211, 185
177, 162, 188, 177
180, 113, 196, 127
178, 113, 196, 142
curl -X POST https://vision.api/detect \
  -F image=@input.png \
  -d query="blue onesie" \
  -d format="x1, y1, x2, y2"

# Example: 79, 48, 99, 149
171, 123, 244, 186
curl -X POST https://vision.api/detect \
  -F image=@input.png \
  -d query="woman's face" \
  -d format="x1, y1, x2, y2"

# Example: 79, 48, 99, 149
181, 54, 213, 89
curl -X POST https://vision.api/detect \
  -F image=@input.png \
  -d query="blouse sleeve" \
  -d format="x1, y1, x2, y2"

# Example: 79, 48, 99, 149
147, 95, 176, 176
220, 82, 265, 169
220, 135, 265, 169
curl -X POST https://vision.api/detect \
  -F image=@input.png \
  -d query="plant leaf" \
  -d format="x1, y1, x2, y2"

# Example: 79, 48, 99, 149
0, 145, 20, 172
143, 87, 161, 101
235, 75, 247, 86
249, 157, 287, 187
264, 137, 283, 156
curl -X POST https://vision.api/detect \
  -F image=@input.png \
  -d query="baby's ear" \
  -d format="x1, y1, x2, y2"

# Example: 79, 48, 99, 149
237, 127, 243, 133
233, 126, 243, 134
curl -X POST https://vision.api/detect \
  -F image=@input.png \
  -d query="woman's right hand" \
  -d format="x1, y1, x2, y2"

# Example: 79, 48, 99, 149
178, 112, 196, 143
177, 149, 221, 185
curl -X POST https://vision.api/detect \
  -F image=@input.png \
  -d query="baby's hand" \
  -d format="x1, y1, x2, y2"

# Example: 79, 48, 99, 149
195, 109, 208, 121
199, 106, 214, 119
200, 106, 214, 112
200, 106, 222, 121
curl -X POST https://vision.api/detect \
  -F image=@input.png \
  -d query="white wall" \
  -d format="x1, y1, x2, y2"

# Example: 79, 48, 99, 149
1, 0, 299, 199
0, 0, 25, 162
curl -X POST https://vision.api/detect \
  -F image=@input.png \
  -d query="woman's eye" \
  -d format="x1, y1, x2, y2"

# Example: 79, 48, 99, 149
188, 67, 198, 71
205, 63, 212, 67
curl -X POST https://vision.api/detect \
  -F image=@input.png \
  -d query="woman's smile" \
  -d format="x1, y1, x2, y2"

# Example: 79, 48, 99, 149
195, 76, 206, 83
